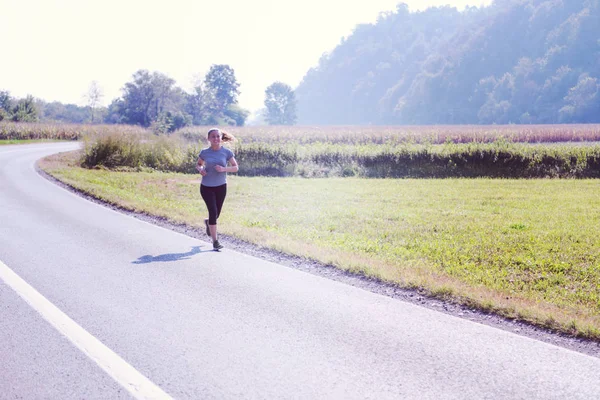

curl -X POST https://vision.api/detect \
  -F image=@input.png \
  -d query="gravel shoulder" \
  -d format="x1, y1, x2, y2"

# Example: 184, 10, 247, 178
36, 164, 600, 359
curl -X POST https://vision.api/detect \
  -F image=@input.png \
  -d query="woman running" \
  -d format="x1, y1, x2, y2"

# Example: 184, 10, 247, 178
196, 128, 239, 250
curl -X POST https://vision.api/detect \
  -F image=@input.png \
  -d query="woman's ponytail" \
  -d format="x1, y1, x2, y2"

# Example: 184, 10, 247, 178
207, 128, 236, 143
221, 130, 236, 143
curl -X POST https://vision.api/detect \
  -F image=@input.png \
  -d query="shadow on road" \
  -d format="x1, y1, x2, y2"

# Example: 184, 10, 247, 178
132, 246, 211, 264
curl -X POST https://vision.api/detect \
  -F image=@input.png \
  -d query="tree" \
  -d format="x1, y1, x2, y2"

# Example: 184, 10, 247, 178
118, 70, 183, 127
11, 95, 39, 122
224, 104, 250, 126
104, 98, 126, 124
151, 74, 181, 121
264, 82, 297, 125
0, 91, 11, 121
184, 66, 248, 126
151, 111, 191, 134
84, 81, 104, 123
204, 64, 240, 114
121, 70, 156, 126
185, 84, 216, 125
559, 73, 600, 122
39, 101, 89, 123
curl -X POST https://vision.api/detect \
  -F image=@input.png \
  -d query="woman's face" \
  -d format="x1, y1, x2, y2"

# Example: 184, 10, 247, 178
208, 130, 221, 146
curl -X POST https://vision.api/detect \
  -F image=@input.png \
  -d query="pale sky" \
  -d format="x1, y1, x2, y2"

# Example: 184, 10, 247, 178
0, 0, 492, 113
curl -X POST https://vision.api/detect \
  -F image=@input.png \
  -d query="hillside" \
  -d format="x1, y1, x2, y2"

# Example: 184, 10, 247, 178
295, 0, 600, 125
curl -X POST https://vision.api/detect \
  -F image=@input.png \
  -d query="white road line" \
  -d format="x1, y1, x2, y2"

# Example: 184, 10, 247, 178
0, 260, 173, 400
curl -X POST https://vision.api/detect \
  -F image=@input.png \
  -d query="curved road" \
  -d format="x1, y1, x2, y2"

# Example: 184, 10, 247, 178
1, 143, 599, 399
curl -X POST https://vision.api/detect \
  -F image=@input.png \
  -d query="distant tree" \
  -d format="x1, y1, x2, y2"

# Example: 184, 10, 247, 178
39, 101, 89, 123
533, 65, 578, 122
104, 98, 126, 124
84, 81, 104, 123
118, 70, 184, 127
11, 95, 38, 122
170, 111, 191, 131
264, 82, 297, 125
184, 68, 248, 126
120, 70, 156, 126
151, 74, 182, 121
204, 64, 240, 114
559, 74, 599, 122
0, 90, 11, 112
151, 111, 191, 134
185, 84, 216, 125
0, 90, 11, 121
224, 103, 250, 126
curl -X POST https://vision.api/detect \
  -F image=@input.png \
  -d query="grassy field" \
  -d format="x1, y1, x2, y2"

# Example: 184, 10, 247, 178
40, 150, 600, 340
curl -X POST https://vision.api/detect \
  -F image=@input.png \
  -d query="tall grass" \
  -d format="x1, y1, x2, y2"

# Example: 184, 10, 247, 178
81, 131, 199, 173
0, 121, 147, 141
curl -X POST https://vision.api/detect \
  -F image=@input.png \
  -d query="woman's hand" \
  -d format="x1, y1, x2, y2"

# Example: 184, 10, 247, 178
196, 164, 207, 176
214, 165, 226, 173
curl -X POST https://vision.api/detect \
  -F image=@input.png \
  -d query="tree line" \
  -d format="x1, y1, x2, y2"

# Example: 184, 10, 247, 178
0, 65, 298, 129
296, 0, 600, 125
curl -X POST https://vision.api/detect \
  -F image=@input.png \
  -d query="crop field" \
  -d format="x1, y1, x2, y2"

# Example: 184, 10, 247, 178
177, 124, 600, 144
6, 121, 600, 339
4, 121, 600, 144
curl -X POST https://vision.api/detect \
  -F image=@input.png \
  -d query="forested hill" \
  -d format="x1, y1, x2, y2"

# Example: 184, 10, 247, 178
295, 0, 600, 125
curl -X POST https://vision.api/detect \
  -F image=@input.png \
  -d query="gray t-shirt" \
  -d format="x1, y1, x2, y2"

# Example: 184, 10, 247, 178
198, 146, 235, 187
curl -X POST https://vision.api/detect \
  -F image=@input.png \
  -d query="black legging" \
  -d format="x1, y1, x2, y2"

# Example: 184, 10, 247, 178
200, 184, 227, 225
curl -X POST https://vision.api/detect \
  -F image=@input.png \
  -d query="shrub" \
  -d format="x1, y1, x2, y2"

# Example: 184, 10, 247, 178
81, 131, 144, 169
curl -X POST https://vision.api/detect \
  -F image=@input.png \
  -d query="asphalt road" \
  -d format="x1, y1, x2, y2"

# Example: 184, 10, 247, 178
1, 142, 600, 400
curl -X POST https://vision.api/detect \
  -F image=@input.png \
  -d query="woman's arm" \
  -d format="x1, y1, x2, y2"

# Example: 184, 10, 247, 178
227, 157, 239, 173
196, 158, 207, 175
215, 157, 238, 173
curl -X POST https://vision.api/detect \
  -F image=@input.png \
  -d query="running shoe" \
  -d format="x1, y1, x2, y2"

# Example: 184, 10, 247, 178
213, 240, 223, 250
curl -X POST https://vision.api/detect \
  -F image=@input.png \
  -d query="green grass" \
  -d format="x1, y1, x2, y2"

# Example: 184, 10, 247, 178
40, 151, 600, 340
0, 139, 62, 145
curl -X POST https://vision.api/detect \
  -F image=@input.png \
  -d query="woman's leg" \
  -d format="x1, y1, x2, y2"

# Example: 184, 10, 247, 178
214, 184, 227, 220
200, 185, 218, 241
209, 184, 227, 243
